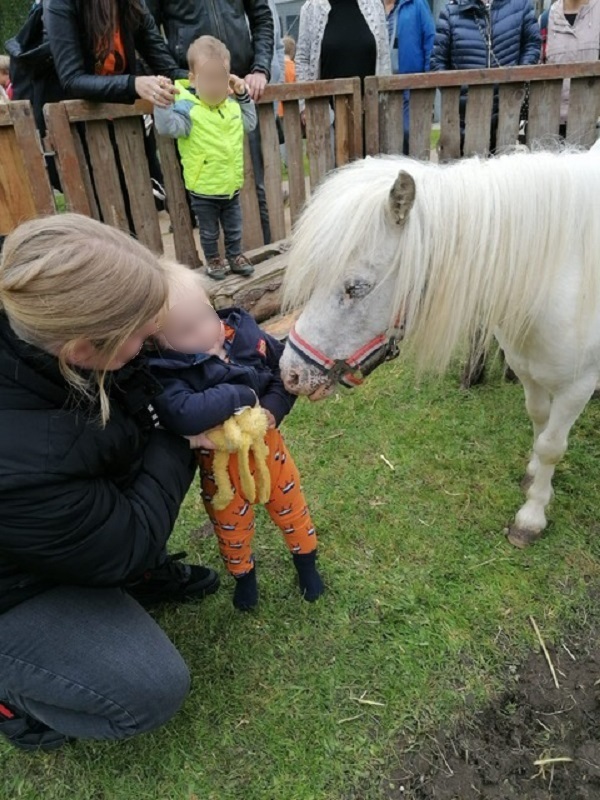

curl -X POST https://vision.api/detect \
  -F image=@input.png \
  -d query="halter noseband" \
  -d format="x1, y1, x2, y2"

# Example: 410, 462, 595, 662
287, 320, 403, 388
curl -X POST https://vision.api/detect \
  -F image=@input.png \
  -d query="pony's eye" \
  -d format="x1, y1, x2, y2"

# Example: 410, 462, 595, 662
344, 280, 373, 300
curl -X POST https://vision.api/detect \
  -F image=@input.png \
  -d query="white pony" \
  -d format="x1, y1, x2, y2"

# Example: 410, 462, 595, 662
280, 145, 600, 548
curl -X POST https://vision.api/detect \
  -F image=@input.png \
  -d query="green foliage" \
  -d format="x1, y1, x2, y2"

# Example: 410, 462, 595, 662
2, 356, 599, 799
0, 0, 32, 55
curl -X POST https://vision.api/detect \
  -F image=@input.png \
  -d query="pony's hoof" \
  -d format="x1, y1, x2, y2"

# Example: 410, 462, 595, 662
520, 473, 534, 492
506, 525, 543, 548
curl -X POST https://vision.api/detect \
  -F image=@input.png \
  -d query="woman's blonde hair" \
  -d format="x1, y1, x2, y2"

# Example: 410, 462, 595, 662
0, 214, 168, 425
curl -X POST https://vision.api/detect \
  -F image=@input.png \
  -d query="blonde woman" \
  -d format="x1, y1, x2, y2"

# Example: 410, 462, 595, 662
296, 0, 391, 83
0, 215, 219, 752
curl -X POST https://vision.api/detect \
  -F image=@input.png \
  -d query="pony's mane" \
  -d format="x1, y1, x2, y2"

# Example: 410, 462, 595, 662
283, 149, 600, 371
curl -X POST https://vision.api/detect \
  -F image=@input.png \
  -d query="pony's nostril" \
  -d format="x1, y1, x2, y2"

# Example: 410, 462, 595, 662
286, 370, 300, 389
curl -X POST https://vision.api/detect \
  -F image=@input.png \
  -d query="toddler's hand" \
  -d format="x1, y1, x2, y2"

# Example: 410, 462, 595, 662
262, 409, 276, 429
229, 74, 248, 96
185, 432, 216, 450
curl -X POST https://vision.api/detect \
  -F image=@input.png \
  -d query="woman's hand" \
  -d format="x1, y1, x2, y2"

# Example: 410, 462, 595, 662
244, 72, 268, 101
185, 432, 216, 450
262, 409, 276, 429
135, 75, 178, 108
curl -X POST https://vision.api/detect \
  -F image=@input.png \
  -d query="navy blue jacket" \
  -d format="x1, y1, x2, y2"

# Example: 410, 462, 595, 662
146, 308, 295, 436
431, 0, 541, 71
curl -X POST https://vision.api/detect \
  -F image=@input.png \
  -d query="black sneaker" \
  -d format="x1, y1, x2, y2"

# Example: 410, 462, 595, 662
127, 552, 220, 607
0, 702, 69, 752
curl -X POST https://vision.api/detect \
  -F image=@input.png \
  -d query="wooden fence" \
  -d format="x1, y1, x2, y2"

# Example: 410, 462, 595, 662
41, 77, 362, 267
365, 62, 600, 161
0, 101, 54, 236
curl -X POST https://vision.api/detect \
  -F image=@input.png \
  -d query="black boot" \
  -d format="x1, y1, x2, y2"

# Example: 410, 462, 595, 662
127, 551, 220, 607
233, 568, 259, 611
293, 551, 325, 602
0, 702, 69, 752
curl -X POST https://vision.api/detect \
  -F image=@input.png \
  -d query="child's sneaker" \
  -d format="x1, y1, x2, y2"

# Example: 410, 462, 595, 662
293, 550, 325, 602
205, 257, 228, 281
229, 254, 255, 277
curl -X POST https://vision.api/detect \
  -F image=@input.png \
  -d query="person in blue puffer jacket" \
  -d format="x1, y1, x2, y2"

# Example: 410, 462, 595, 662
385, 0, 435, 153
431, 0, 541, 71
431, 0, 540, 153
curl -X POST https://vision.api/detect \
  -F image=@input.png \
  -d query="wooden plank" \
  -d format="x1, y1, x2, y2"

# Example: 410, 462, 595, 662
305, 97, 334, 191
378, 92, 404, 155
496, 82, 527, 152
281, 99, 306, 225
0, 106, 11, 127
259, 78, 360, 104
45, 103, 93, 215
349, 78, 363, 160
112, 117, 163, 253
370, 62, 600, 92
438, 86, 461, 161
333, 94, 351, 166
0, 128, 38, 235
8, 101, 54, 216
408, 88, 435, 159
364, 76, 380, 156
155, 133, 201, 268
84, 120, 129, 231
64, 99, 152, 123
566, 76, 600, 148
526, 80, 562, 145
239, 135, 264, 252
463, 85, 495, 157
258, 104, 286, 241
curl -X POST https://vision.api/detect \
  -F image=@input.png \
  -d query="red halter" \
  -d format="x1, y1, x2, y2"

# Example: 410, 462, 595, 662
287, 320, 403, 388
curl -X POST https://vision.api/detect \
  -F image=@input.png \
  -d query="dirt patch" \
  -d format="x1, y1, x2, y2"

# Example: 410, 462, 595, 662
388, 600, 600, 800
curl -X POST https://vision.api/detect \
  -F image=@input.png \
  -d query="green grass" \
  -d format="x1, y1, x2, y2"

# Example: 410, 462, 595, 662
2, 356, 599, 800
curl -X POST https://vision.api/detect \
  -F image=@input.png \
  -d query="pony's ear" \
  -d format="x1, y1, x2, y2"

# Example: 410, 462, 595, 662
389, 171, 416, 225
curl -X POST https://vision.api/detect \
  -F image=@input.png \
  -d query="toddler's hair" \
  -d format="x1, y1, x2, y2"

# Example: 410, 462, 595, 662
187, 35, 231, 73
283, 36, 296, 60
160, 259, 212, 309
0, 55, 10, 74
0, 214, 168, 425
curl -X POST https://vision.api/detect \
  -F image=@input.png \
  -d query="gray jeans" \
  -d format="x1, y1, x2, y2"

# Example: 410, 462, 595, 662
0, 586, 190, 740
190, 192, 244, 261
247, 126, 271, 245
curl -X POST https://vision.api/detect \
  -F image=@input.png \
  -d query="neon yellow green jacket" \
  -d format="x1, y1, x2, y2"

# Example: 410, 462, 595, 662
154, 79, 257, 198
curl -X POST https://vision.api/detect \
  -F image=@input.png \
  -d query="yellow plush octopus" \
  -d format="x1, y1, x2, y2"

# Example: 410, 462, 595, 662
205, 407, 271, 511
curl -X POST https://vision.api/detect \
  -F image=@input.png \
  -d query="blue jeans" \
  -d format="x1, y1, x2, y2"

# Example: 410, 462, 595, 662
0, 586, 190, 740
190, 193, 243, 261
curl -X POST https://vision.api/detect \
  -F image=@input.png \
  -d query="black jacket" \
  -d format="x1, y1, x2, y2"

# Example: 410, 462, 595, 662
18, 0, 186, 131
146, 308, 296, 435
146, 0, 274, 78
0, 314, 196, 615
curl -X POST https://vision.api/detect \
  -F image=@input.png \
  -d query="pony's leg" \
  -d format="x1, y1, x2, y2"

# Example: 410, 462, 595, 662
508, 376, 596, 548
519, 375, 551, 490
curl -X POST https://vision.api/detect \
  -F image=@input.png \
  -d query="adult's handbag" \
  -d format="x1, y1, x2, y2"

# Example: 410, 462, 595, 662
5, 4, 54, 79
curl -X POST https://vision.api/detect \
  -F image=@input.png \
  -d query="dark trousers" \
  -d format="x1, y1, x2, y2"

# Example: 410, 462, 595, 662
247, 126, 271, 245
190, 192, 244, 261
0, 586, 190, 740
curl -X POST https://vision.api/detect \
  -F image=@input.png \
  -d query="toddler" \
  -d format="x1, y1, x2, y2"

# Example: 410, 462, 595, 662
147, 262, 325, 610
154, 36, 256, 281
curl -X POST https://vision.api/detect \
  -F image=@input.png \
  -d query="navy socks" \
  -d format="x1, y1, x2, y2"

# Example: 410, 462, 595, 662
232, 552, 325, 610
293, 551, 325, 602
233, 568, 259, 611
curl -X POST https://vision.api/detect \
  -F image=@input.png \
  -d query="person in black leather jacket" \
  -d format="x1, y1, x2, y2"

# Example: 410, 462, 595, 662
148, 0, 275, 244
0, 214, 219, 752
18, 0, 186, 133
147, 0, 274, 98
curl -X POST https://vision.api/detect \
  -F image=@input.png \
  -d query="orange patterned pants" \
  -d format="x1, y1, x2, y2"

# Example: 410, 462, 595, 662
198, 428, 317, 576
